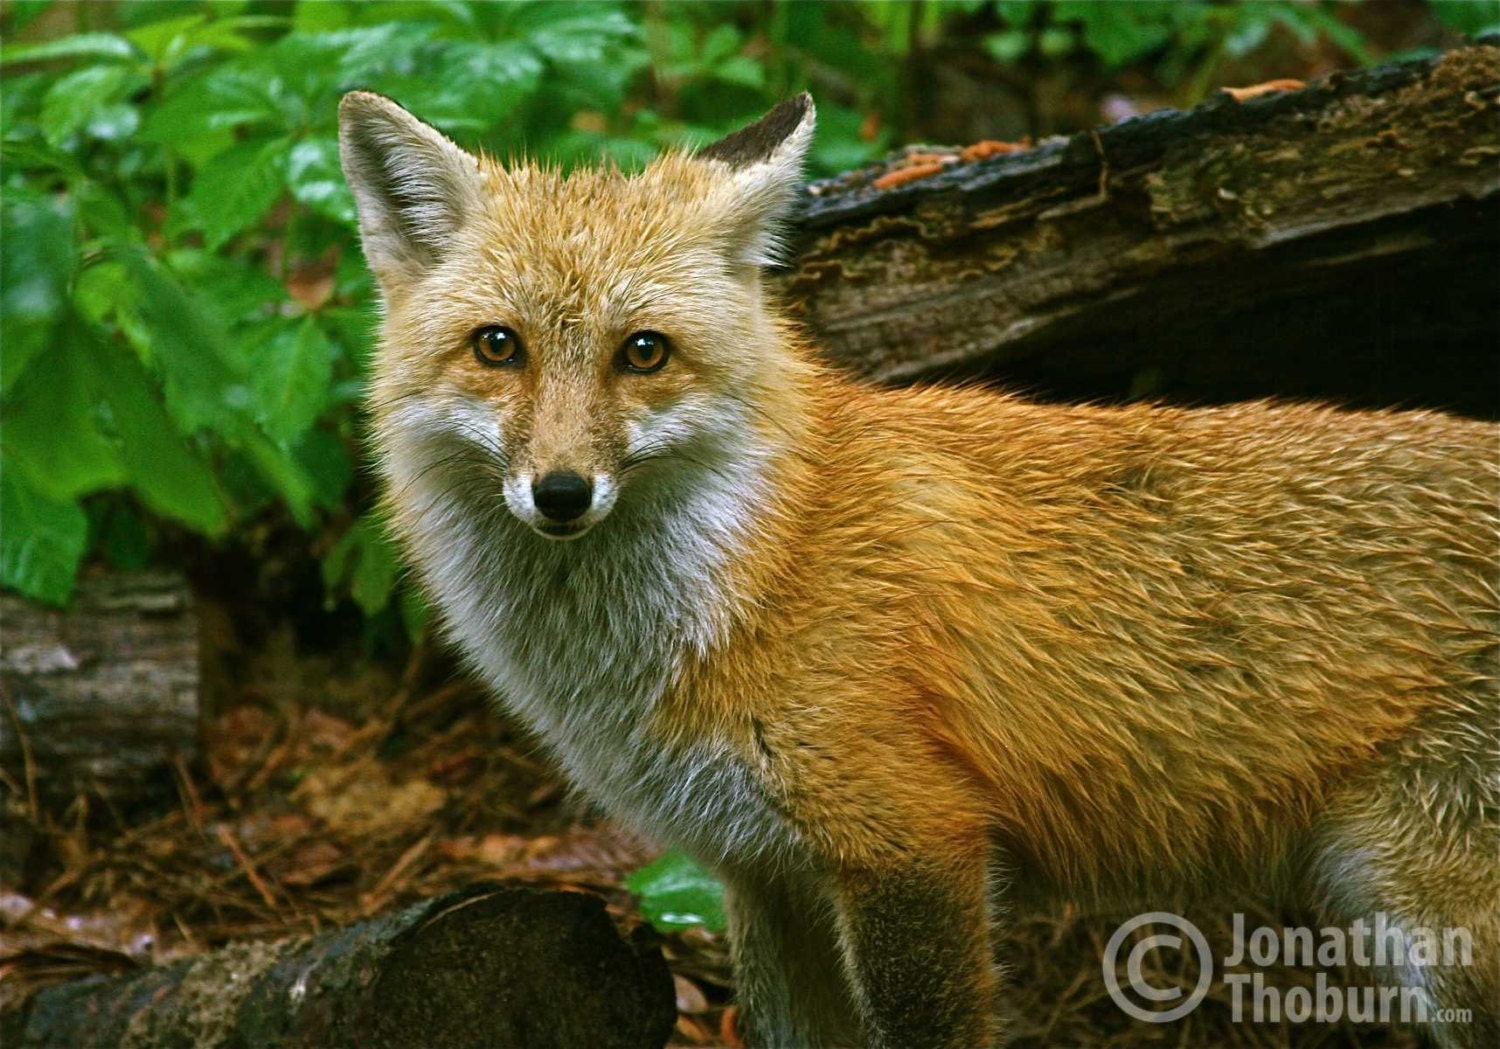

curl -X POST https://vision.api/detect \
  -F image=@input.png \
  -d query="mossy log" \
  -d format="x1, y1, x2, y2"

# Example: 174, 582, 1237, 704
778, 42, 1500, 419
11, 884, 676, 1049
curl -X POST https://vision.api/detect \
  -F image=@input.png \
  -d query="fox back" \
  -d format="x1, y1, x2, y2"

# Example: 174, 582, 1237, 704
341, 93, 1499, 1049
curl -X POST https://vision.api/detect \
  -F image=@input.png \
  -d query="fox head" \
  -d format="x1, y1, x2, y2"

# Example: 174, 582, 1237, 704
339, 93, 816, 543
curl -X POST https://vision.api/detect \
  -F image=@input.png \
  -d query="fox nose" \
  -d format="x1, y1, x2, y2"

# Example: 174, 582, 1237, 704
532, 471, 593, 522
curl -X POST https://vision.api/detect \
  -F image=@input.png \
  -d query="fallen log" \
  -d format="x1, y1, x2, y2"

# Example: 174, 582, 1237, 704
0, 569, 197, 812
778, 42, 1500, 419
10, 884, 676, 1049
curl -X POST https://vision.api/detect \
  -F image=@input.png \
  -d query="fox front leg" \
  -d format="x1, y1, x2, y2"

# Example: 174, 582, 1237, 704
831, 848, 998, 1049
724, 870, 862, 1048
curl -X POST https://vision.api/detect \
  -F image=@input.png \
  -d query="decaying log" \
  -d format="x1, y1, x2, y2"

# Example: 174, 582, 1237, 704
0, 569, 197, 810
11, 884, 676, 1049
779, 42, 1500, 418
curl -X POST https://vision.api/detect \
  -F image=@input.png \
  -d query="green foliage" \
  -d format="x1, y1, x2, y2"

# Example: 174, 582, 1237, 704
984, 1, 1380, 101
1430, 1, 1500, 38
625, 850, 728, 933
1, 470, 89, 606
0, 0, 891, 611
0, 0, 1387, 611
986, 1, 1375, 96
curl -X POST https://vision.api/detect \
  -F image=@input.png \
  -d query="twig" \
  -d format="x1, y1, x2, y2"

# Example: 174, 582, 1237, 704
383, 628, 434, 720
215, 823, 281, 913
361, 833, 433, 915
172, 753, 206, 839
1088, 127, 1109, 201
2, 686, 40, 823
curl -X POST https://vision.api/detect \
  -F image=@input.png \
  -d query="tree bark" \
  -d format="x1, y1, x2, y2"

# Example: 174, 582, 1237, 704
10, 884, 676, 1049
777, 42, 1500, 419
0, 569, 198, 811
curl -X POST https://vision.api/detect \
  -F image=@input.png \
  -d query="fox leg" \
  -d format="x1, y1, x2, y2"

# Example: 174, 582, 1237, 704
724, 869, 862, 1048
1308, 751, 1500, 1048
828, 838, 998, 1049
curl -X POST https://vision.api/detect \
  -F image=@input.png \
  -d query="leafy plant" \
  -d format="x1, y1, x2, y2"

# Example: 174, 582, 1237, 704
626, 850, 728, 933
986, 0, 1376, 103
0, 0, 880, 611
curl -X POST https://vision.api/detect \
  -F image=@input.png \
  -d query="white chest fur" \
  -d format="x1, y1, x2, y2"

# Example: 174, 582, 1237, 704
395, 452, 797, 866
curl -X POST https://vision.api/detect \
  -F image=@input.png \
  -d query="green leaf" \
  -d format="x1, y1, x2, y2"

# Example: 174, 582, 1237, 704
261, 23, 433, 111
124, 14, 211, 65
1053, 0, 1183, 68
164, 249, 286, 325
378, 40, 543, 132
293, 427, 354, 511
2, 333, 125, 501
996, 0, 1040, 28
398, 584, 431, 640
250, 318, 335, 445
625, 851, 727, 933
351, 525, 399, 615
810, 103, 884, 177
700, 24, 743, 65
984, 30, 1030, 64
323, 514, 400, 615
1431, 0, 1500, 37
0, 189, 74, 396
1, 32, 139, 67
92, 337, 227, 534
525, 7, 641, 67
0, 465, 88, 606
127, 13, 289, 71
116, 257, 313, 527
73, 260, 135, 325
293, 1, 358, 33
39, 65, 147, 145
185, 136, 291, 250
1038, 25, 1076, 58
0, 137, 87, 182
171, 15, 289, 64
140, 67, 285, 152
122, 253, 252, 435
75, 182, 139, 243
5, 1, 54, 35
286, 136, 357, 225
713, 56, 765, 90
237, 430, 316, 526
524, 8, 646, 106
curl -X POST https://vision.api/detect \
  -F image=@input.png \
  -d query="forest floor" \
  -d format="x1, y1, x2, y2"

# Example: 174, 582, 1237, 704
2, 609, 1425, 1048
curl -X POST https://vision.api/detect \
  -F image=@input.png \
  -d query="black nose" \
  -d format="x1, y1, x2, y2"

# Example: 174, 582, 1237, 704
532, 471, 592, 522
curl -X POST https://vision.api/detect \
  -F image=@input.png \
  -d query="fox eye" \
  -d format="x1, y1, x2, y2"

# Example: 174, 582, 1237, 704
619, 331, 671, 374
471, 325, 524, 367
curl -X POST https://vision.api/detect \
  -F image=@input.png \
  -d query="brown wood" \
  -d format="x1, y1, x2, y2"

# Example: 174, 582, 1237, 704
777, 43, 1500, 419
0, 569, 198, 811
9, 884, 676, 1049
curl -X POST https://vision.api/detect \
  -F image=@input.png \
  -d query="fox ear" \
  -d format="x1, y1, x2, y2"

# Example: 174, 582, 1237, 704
698, 93, 815, 267
338, 91, 484, 289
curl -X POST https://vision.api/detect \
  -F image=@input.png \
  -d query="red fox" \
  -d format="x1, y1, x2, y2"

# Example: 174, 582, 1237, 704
340, 92, 1499, 1048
